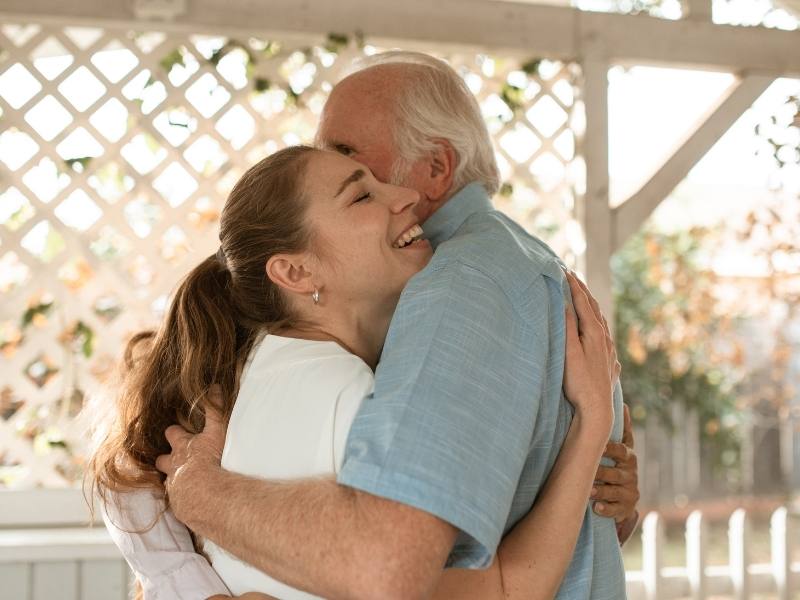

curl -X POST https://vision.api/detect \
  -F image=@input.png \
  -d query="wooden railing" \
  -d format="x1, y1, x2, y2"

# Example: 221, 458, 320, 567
1, 490, 797, 599
625, 508, 799, 599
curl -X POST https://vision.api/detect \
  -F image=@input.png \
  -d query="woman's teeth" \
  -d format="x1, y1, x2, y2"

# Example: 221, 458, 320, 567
394, 224, 424, 248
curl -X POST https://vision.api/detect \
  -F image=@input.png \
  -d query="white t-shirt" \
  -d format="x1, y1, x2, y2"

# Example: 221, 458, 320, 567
204, 334, 374, 598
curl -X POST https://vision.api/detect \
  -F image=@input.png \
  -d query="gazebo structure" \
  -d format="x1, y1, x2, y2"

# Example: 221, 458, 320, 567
0, 0, 798, 598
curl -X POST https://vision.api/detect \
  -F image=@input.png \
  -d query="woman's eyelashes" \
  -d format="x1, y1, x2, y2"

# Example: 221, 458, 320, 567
353, 192, 372, 204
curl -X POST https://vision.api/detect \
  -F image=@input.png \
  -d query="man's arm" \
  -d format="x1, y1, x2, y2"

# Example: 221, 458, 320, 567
434, 271, 618, 599
158, 413, 458, 600
158, 262, 542, 598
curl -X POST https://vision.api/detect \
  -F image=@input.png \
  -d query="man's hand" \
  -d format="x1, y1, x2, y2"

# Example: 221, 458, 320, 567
155, 391, 228, 523
591, 404, 640, 542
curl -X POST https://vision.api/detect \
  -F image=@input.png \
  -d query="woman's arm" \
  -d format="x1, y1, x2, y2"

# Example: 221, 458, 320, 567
432, 270, 617, 600
100, 488, 232, 599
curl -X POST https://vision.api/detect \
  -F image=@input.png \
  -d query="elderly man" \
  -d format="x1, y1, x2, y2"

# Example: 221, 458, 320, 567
121, 51, 639, 598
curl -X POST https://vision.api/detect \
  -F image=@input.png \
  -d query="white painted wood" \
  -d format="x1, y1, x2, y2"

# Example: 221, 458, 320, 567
1, 0, 800, 76
686, 510, 707, 599
0, 528, 121, 563
32, 561, 78, 600
80, 559, 129, 600
729, 508, 750, 600
771, 506, 791, 600
642, 511, 664, 600
0, 489, 99, 528
579, 57, 614, 323
0, 562, 31, 600
580, 10, 800, 76
613, 74, 774, 251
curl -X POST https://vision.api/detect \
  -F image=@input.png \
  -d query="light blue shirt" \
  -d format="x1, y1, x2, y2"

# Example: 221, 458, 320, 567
338, 182, 626, 599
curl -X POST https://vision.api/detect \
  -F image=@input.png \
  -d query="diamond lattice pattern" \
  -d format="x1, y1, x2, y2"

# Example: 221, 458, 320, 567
0, 24, 586, 487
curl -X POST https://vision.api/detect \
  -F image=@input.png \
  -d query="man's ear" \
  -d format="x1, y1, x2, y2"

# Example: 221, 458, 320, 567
426, 139, 457, 201
266, 253, 316, 296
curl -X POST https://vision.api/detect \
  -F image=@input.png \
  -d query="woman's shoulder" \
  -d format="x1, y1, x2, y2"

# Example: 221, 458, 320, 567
246, 334, 373, 386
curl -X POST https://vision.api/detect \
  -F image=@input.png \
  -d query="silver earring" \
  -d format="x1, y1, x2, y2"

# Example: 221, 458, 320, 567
312, 289, 320, 304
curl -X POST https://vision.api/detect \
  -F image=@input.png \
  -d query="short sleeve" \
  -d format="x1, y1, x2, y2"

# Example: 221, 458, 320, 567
337, 260, 551, 563
332, 363, 374, 473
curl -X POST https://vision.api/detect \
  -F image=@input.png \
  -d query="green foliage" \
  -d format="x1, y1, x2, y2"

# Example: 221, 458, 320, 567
499, 182, 514, 197
21, 299, 54, 329
324, 33, 350, 54
253, 77, 272, 93
159, 47, 186, 73
500, 82, 525, 113
66, 320, 95, 358
63, 156, 92, 173
521, 58, 542, 77
613, 228, 742, 472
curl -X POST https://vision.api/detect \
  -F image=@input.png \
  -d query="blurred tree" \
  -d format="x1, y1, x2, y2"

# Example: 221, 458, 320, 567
612, 89, 800, 485
612, 226, 743, 477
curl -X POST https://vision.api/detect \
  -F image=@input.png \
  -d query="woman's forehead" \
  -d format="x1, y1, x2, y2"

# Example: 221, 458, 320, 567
303, 151, 367, 206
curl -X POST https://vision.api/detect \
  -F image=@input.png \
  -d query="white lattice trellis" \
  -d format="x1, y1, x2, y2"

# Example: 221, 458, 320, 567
0, 22, 586, 488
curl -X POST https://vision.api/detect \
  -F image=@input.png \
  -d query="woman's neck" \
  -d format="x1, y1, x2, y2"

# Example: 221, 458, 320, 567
280, 299, 396, 371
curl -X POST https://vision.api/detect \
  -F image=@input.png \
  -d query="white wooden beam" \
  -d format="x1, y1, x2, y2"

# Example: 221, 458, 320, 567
612, 74, 774, 251
584, 12, 799, 76
580, 57, 615, 323
1, 0, 800, 77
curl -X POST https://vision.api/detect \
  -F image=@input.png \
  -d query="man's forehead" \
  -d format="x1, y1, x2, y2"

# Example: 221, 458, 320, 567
317, 105, 389, 148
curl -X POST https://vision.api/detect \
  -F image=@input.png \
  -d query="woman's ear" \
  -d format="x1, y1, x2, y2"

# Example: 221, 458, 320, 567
266, 253, 316, 296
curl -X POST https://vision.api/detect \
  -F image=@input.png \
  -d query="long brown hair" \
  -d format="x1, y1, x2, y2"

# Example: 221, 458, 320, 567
90, 145, 317, 501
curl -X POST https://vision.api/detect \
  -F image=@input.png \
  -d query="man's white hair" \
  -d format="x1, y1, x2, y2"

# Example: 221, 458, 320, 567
346, 51, 500, 196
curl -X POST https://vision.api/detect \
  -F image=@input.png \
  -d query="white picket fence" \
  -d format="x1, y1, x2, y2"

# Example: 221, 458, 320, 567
625, 509, 800, 600
0, 490, 797, 599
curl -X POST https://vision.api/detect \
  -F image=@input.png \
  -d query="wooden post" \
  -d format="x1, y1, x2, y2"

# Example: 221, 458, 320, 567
643, 512, 664, 600
771, 507, 790, 600
729, 508, 750, 600
684, 0, 712, 21
686, 510, 708, 600
579, 56, 614, 330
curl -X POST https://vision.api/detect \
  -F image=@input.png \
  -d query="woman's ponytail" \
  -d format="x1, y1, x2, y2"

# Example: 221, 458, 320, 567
91, 145, 316, 498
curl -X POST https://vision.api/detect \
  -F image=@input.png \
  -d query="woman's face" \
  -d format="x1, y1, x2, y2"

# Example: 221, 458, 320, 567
302, 150, 433, 309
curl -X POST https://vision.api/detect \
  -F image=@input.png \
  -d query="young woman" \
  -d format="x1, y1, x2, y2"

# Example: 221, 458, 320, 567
92, 145, 619, 599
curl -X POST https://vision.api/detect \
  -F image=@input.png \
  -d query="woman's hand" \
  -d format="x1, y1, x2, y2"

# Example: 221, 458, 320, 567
562, 270, 618, 439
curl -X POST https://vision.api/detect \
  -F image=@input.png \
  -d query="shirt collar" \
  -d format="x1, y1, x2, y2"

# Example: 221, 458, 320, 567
422, 182, 493, 249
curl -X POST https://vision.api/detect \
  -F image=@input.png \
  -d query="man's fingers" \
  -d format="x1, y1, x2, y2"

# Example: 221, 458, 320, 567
622, 404, 634, 449
591, 484, 632, 504
594, 465, 632, 486
203, 400, 226, 437
593, 500, 627, 520
603, 441, 633, 464
155, 453, 173, 476
207, 384, 224, 410
164, 424, 191, 449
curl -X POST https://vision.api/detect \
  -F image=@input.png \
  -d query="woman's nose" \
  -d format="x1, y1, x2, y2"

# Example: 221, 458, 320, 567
387, 185, 421, 214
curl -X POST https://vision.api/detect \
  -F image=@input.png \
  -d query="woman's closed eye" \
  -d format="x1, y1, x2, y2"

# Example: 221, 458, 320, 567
353, 192, 372, 204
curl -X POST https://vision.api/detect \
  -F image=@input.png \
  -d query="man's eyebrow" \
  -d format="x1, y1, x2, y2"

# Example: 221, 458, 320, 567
334, 169, 366, 197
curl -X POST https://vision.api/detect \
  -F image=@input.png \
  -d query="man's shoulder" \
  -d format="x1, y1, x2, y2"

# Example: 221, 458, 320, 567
419, 211, 565, 297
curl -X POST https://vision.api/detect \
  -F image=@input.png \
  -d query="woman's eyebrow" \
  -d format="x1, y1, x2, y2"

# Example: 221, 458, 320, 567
334, 169, 366, 197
